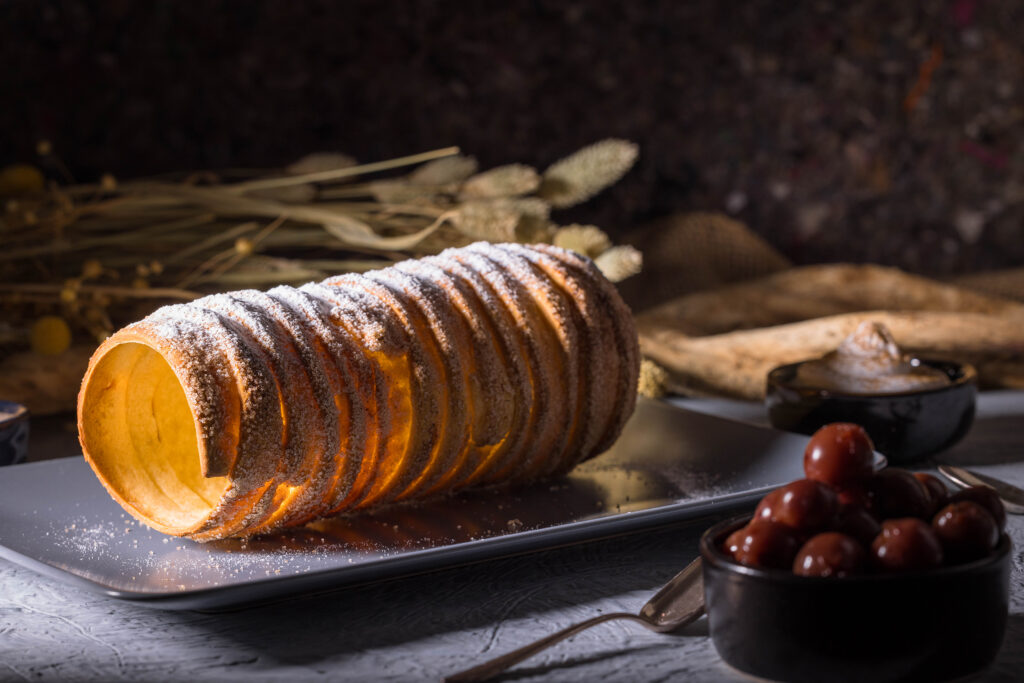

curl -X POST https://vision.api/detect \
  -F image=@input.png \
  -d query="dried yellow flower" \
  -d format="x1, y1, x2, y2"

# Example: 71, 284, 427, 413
552, 224, 612, 258
461, 164, 540, 198
638, 358, 669, 399
100, 173, 118, 192
132, 277, 150, 290
30, 315, 71, 356
594, 245, 643, 282
60, 279, 80, 304
149, 260, 164, 275
81, 259, 104, 279
234, 237, 256, 256
540, 139, 639, 208
35, 139, 53, 156
0, 164, 45, 195
135, 263, 151, 277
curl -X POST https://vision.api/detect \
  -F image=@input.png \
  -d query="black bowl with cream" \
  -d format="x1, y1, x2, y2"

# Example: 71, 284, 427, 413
765, 322, 976, 464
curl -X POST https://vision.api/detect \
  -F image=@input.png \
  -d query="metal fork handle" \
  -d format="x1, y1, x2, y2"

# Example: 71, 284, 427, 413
442, 611, 663, 683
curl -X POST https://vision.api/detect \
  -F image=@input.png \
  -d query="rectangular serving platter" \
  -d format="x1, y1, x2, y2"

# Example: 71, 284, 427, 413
0, 398, 811, 610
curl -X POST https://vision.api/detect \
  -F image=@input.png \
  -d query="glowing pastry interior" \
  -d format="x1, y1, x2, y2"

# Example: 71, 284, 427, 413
77, 242, 640, 541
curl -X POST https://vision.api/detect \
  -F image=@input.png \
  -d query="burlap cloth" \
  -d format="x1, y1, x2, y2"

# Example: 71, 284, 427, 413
625, 213, 1024, 400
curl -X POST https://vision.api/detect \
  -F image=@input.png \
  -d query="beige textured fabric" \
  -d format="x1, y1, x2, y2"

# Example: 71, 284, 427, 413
953, 268, 1024, 302
641, 310, 1024, 400
639, 263, 1023, 338
618, 212, 792, 312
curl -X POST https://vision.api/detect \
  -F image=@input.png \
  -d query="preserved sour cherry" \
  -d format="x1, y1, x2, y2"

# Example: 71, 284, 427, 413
803, 422, 875, 489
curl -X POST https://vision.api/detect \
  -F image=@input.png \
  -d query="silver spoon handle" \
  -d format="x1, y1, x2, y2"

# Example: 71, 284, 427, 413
938, 465, 1024, 514
442, 611, 648, 682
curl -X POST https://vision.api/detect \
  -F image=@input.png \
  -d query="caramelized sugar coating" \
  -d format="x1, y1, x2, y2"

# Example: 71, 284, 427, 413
78, 243, 640, 540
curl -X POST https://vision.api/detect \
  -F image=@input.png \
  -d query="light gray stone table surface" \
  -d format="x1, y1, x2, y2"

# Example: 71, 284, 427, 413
2, 394, 1023, 683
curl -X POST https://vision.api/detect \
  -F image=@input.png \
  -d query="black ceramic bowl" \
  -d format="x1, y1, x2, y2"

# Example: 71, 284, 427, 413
766, 359, 977, 465
700, 515, 1010, 683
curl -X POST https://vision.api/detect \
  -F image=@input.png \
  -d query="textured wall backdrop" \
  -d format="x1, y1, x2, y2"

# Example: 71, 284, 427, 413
3, 0, 1023, 274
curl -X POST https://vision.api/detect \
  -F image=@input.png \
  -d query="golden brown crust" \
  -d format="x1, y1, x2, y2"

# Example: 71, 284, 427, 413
446, 248, 546, 485
78, 242, 640, 540
327, 273, 443, 509
378, 265, 472, 500
396, 257, 514, 493
531, 244, 641, 459
479, 244, 580, 478
307, 283, 398, 510
497, 244, 591, 472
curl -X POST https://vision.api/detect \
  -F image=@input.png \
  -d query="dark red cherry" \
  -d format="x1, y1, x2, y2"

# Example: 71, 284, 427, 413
731, 521, 802, 570
868, 469, 932, 519
949, 486, 1006, 533
914, 472, 949, 517
753, 490, 782, 524
871, 518, 943, 572
793, 532, 866, 577
754, 479, 838, 533
933, 501, 999, 563
804, 423, 876, 489
834, 503, 882, 547
723, 526, 748, 557
836, 483, 873, 510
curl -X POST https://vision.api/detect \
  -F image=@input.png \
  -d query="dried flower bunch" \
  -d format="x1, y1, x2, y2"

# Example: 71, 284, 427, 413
0, 139, 641, 356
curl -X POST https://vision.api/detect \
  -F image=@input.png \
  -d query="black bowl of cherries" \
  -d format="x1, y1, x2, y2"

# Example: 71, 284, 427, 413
700, 423, 1011, 683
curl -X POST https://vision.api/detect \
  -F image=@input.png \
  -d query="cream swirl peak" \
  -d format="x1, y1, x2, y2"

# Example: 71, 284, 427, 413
793, 321, 950, 395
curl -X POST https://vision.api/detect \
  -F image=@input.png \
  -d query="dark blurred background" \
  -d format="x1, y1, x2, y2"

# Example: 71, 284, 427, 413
3, 0, 1023, 275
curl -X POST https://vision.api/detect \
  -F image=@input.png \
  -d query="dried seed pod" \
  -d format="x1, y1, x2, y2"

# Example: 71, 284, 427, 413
540, 139, 639, 208
553, 224, 612, 258
462, 164, 540, 198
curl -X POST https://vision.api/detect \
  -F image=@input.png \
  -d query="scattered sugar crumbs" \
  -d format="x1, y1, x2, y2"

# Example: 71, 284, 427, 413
48, 514, 390, 591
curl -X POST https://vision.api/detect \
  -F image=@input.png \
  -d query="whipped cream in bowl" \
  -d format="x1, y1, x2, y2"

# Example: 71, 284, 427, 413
790, 322, 951, 395
766, 321, 977, 464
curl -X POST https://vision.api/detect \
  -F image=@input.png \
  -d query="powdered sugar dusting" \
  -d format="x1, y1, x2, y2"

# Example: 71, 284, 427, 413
80, 243, 639, 541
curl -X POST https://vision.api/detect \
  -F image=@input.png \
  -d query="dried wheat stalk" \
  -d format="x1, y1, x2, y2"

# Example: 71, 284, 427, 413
0, 139, 641, 353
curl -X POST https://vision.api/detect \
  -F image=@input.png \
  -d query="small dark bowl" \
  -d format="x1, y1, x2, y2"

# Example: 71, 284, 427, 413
0, 401, 30, 467
700, 515, 1011, 683
766, 359, 977, 465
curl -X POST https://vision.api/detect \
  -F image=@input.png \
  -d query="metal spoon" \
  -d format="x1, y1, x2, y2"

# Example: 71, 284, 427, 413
443, 558, 705, 683
937, 465, 1024, 515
